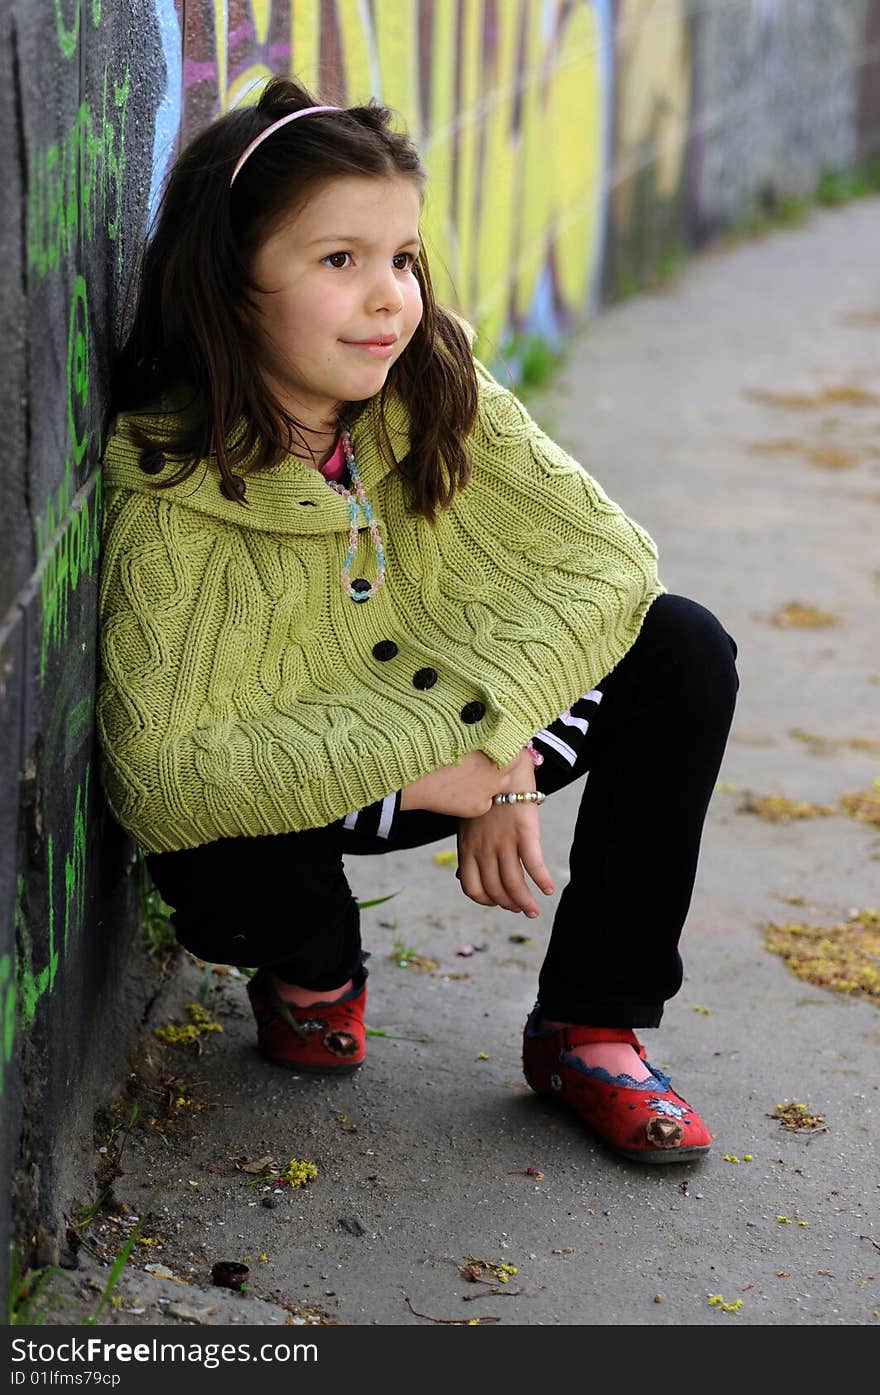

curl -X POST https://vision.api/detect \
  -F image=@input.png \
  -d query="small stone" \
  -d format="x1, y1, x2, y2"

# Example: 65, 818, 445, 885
261, 1196, 276, 1209
339, 1216, 366, 1236
211, 1261, 249, 1291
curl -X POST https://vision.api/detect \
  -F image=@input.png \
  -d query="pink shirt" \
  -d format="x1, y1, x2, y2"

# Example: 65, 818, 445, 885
319, 436, 346, 483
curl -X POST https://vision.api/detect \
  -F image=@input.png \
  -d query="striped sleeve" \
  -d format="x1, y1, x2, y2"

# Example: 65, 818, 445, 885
530, 688, 603, 770
341, 788, 403, 841
341, 688, 603, 830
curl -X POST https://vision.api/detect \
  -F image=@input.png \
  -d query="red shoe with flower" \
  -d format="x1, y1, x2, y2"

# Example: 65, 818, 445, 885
522, 1005, 711, 1163
247, 971, 367, 1074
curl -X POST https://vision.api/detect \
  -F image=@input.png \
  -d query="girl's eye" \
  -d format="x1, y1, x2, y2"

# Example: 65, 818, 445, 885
321, 251, 417, 270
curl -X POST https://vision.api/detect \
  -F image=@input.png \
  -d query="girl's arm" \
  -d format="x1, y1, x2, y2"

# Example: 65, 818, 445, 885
399, 747, 535, 818
345, 690, 602, 840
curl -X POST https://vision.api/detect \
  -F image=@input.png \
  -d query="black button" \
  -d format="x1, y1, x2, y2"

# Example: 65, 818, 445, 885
139, 449, 165, 475
220, 473, 247, 500
460, 701, 486, 724
373, 640, 398, 661
413, 667, 438, 690
351, 578, 371, 594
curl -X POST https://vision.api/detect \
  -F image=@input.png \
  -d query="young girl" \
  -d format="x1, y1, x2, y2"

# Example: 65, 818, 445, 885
98, 77, 739, 1165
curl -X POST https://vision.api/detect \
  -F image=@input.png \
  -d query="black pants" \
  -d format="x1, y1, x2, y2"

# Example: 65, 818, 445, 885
147, 594, 739, 1027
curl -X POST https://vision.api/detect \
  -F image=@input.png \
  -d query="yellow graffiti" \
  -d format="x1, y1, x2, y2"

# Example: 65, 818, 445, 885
337, 1, 376, 106
550, 4, 604, 314
374, 0, 420, 138
251, 0, 272, 45
613, 0, 691, 228
419, 2, 458, 307
472, 0, 519, 343
291, 0, 321, 93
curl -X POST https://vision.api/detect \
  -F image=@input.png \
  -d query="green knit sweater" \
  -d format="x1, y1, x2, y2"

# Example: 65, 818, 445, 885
97, 355, 665, 852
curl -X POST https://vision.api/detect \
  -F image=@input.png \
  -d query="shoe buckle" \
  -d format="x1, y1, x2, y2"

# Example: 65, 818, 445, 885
323, 1030, 360, 1058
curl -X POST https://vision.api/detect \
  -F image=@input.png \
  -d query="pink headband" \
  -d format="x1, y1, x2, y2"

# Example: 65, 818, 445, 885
229, 104, 341, 186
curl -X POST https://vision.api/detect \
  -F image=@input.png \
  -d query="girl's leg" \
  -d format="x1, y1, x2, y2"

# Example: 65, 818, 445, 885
519, 594, 738, 1159
539, 593, 739, 1021
535, 593, 739, 1066
147, 826, 372, 1072
146, 823, 362, 993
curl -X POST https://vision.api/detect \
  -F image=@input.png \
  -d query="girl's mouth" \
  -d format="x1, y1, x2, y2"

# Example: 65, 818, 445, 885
342, 341, 396, 357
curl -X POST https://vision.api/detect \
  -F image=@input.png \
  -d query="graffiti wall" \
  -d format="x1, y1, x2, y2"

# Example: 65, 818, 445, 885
3, 0, 879, 1289
3, 0, 167, 1286
690, 0, 878, 239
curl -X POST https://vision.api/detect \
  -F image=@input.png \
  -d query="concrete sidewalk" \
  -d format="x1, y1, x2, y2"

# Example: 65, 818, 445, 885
41, 197, 880, 1327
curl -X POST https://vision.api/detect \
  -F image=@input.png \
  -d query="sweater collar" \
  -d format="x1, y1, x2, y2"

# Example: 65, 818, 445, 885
105, 386, 412, 537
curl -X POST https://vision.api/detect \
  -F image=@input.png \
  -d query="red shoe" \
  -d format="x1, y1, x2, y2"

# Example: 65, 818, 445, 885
522, 1005, 711, 1163
247, 972, 367, 1074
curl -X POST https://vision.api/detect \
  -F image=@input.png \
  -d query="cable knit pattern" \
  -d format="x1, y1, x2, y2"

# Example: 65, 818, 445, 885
97, 353, 665, 851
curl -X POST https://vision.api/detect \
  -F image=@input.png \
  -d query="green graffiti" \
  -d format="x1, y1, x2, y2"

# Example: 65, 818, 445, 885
35, 455, 103, 683
64, 764, 90, 953
6, 765, 94, 1095
27, 60, 130, 277
67, 274, 89, 465
0, 952, 14, 1100
36, 279, 105, 678
55, 0, 102, 61
16, 840, 58, 1038
66, 693, 95, 758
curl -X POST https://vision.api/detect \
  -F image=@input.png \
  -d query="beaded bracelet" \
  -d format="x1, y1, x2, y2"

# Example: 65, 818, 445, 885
491, 790, 546, 806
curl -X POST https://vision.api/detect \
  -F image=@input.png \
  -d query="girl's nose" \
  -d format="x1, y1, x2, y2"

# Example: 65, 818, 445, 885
366, 264, 404, 313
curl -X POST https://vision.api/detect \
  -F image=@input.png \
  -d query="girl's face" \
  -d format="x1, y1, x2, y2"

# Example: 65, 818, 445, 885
249, 174, 424, 442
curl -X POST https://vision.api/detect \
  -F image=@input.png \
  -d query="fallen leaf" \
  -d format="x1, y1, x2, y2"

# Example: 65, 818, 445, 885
770, 601, 841, 628
164, 1303, 221, 1323
840, 787, 880, 828
744, 794, 838, 822
807, 446, 858, 469
460, 1256, 518, 1284
773, 1101, 829, 1133
747, 385, 880, 408
240, 1155, 276, 1175
763, 911, 879, 1006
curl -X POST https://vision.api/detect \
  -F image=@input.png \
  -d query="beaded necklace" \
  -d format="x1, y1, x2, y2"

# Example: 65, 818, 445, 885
323, 427, 386, 602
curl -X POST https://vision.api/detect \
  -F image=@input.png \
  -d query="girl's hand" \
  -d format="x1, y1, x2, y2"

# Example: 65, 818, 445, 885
456, 795, 556, 918
400, 746, 535, 819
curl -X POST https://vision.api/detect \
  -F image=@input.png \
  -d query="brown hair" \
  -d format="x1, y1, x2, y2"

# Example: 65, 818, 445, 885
114, 77, 478, 523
